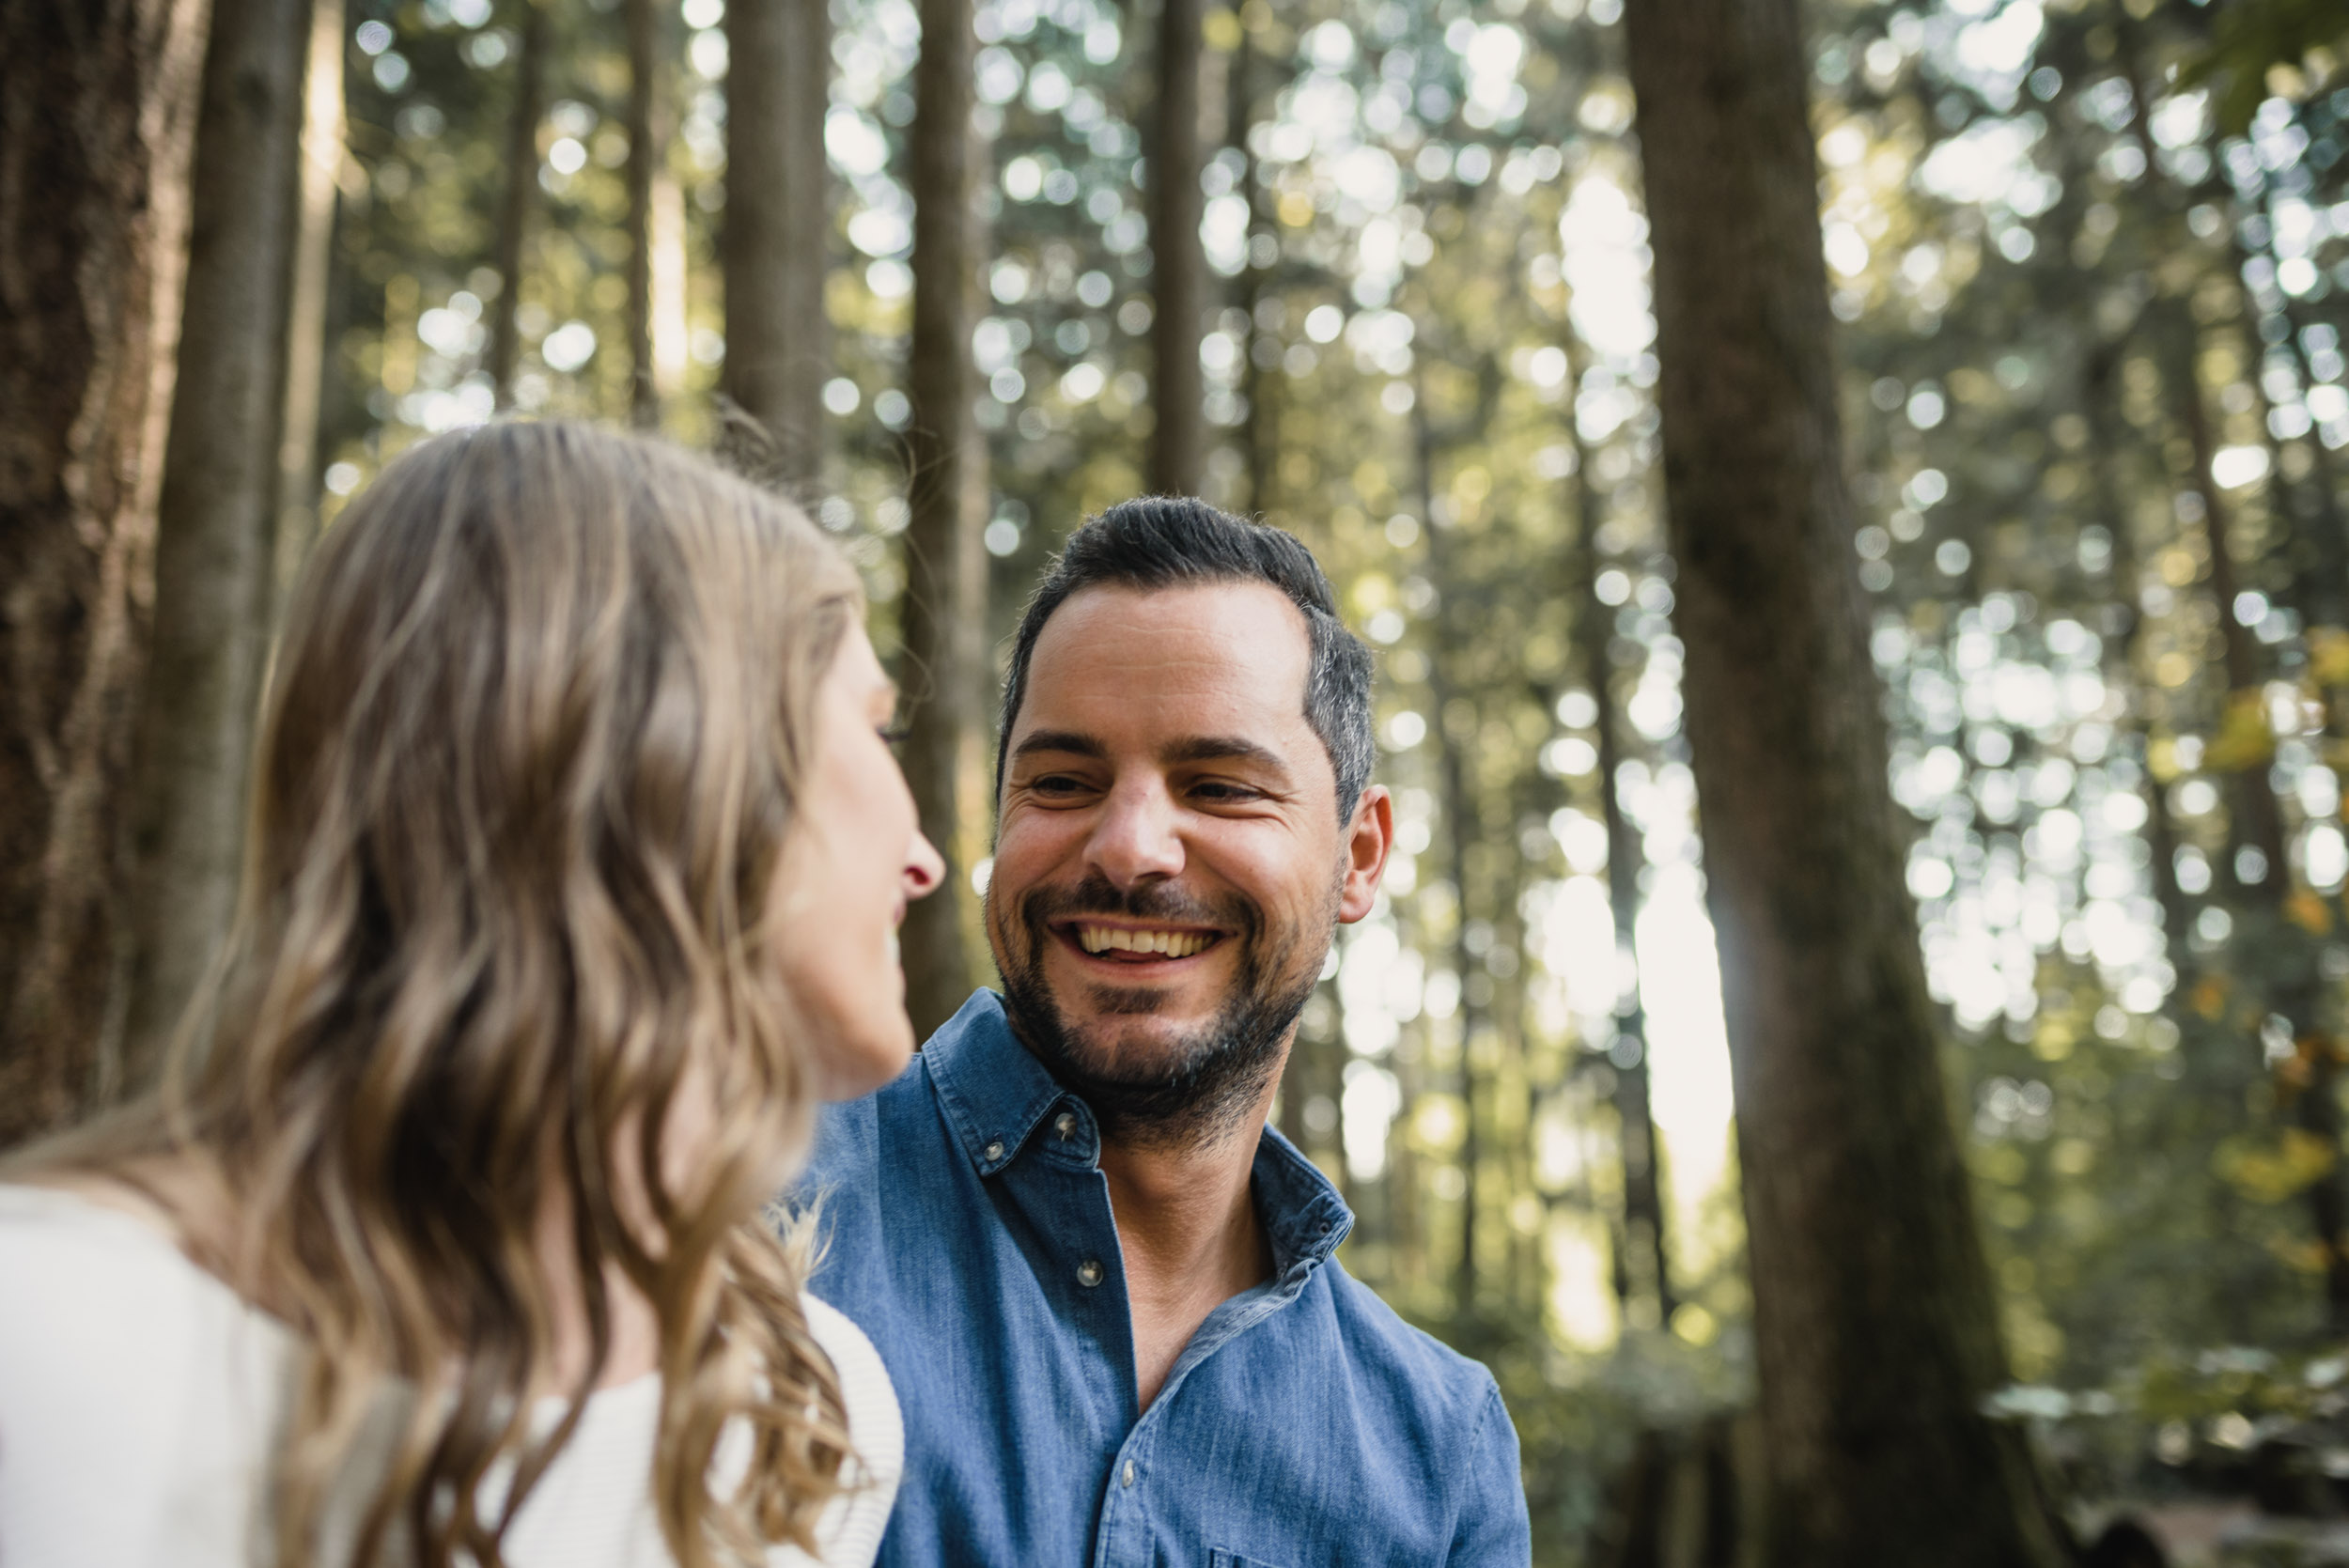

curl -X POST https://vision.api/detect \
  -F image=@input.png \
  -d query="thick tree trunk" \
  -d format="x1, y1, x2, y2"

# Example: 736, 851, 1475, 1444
271, 0, 341, 609
722, 0, 829, 486
895, 0, 983, 1041
624, 0, 664, 429
1146, 0, 1204, 496
1564, 334, 1674, 1325
0, 0, 209, 1145
120, 0, 313, 1091
489, 0, 545, 411
1622, 0, 2068, 1561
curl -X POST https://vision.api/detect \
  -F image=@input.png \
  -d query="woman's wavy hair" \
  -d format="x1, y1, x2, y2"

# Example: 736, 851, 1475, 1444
27, 421, 863, 1565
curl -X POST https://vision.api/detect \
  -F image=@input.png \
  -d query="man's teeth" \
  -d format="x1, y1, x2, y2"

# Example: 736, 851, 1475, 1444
1076, 925, 1213, 957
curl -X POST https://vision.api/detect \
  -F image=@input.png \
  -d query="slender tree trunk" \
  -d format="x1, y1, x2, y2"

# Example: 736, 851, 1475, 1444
2081, 342, 2193, 947
120, 0, 313, 1091
490, 0, 545, 411
1409, 395, 1486, 1312
896, 0, 983, 1041
722, 0, 830, 486
1564, 334, 1675, 1325
1229, 25, 1272, 520
625, 0, 663, 428
272, 0, 342, 608
1623, 0, 2068, 1560
1146, 0, 1204, 496
0, 0, 210, 1145
2115, 14, 2349, 1334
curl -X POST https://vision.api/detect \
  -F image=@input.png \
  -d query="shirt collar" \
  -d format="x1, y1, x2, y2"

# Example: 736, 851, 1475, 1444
925, 989, 1356, 1270
924, 989, 1074, 1177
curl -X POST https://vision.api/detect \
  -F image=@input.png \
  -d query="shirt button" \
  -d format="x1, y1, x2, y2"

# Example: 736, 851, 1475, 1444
1121, 1461, 1136, 1488
1054, 1112, 1077, 1139
984, 1140, 1004, 1162
1077, 1258, 1104, 1287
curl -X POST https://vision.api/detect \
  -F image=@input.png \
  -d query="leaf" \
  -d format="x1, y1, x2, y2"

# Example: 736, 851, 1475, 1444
2204, 688, 2277, 774
2308, 628, 2349, 689
2178, 0, 2349, 136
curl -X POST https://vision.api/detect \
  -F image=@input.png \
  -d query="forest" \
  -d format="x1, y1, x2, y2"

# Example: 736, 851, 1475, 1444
4, 0, 2348, 1560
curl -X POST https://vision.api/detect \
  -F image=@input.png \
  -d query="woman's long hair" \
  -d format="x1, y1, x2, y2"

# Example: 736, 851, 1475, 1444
20, 422, 863, 1566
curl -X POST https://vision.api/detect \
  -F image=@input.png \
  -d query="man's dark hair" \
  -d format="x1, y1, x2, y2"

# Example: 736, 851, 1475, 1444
996, 498, 1376, 820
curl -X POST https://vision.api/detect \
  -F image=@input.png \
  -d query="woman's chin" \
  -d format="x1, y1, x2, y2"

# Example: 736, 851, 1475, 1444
809, 1016, 917, 1102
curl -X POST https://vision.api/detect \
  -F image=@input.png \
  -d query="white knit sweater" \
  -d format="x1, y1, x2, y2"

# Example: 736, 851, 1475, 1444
0, 1184, 899, 1568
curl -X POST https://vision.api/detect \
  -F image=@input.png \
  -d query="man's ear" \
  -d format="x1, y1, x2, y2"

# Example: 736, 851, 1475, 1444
1337, 784, 1394, 924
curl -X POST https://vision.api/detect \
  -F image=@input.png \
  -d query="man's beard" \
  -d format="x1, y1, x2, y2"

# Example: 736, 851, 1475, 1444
988, 871, 1332, 1150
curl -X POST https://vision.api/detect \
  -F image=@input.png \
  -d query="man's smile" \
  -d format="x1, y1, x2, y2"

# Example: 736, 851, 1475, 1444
1051, 919, 1229, 966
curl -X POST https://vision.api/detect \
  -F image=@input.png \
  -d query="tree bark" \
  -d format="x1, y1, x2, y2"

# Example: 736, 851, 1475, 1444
120, 0, 313, 1091
1146, 0, 1204, 496
1622, 0, 2069, 1561
0, 0, 210, 1145
271, 0, 341, 609
489, 0, 545, 411
895, 0, 984, 1041
625, 0, 664, 429
722, 0, 830, 487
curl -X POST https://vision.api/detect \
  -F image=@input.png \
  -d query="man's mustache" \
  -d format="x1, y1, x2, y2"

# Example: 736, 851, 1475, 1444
1018, 873, 1254, 935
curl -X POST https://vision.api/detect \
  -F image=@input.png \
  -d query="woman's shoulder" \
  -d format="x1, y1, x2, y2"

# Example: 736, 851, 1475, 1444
0, 1183, 291, 1566
0, 1180, 292, 1405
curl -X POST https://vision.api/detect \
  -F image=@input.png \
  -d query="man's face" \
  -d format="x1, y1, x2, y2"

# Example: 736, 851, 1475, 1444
987, 581, 1392, 1144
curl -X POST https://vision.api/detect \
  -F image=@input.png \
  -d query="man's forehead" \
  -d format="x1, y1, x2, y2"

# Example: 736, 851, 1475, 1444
1022, 581, 1314, 713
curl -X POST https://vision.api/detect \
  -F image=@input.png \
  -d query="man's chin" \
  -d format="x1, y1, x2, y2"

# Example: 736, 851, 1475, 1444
1049, 1010, 1229, 1074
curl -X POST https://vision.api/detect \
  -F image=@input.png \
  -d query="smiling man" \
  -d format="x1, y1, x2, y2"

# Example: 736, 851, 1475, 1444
801, 499, 1531, 1565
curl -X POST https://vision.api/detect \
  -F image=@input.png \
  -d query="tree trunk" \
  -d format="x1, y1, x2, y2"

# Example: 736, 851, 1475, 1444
722, 0, 829, 487
1622, 0, 2069, 1561
0, 0, 210, 1145
1229, 24, 1273, 521
2080, 341, 2193, 948
489, 0, 545, 411
1410, 394, 1487, 1312
2114, 16, 2349, 1335
1146, 0, 1204, 496
271, 0, 342, 609
1564, 332, 1675, 1326
895, 0, 984, 1042
624, 0, 664, 429
120, 0, 313, 1091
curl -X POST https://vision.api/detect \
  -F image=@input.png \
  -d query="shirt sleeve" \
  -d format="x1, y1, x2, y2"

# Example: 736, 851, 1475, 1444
1447, 1379, 1532, 1566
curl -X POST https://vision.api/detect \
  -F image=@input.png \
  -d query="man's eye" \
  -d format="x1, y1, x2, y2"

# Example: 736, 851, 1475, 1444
1190, 782, 1260, 802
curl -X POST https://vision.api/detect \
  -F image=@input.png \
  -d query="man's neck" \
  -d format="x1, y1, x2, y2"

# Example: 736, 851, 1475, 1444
1097, 1074, 1281, 1414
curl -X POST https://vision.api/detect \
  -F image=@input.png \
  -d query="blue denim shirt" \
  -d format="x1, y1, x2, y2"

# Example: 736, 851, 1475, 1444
800, 989, 1531, 1567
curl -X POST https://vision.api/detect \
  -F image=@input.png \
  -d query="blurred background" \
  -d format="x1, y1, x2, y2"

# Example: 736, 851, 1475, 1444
4, 0, 2348, 1560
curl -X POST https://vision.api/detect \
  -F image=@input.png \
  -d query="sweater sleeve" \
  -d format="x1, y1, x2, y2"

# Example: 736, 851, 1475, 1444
784, 1294, 904, 1568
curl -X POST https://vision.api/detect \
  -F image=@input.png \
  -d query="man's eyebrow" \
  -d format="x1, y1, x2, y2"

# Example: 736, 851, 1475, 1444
1162, 735, 1293, 780
1010, 729, 1108, 761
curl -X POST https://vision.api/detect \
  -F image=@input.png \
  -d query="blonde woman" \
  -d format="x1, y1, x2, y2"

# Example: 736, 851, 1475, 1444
0, 422, 941, 1568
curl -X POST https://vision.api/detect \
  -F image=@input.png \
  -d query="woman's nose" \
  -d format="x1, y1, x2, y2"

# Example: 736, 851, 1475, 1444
904, 830, 946, 898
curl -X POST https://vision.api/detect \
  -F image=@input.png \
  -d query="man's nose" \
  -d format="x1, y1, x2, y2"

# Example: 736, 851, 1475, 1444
1085, 779, 1186, 888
